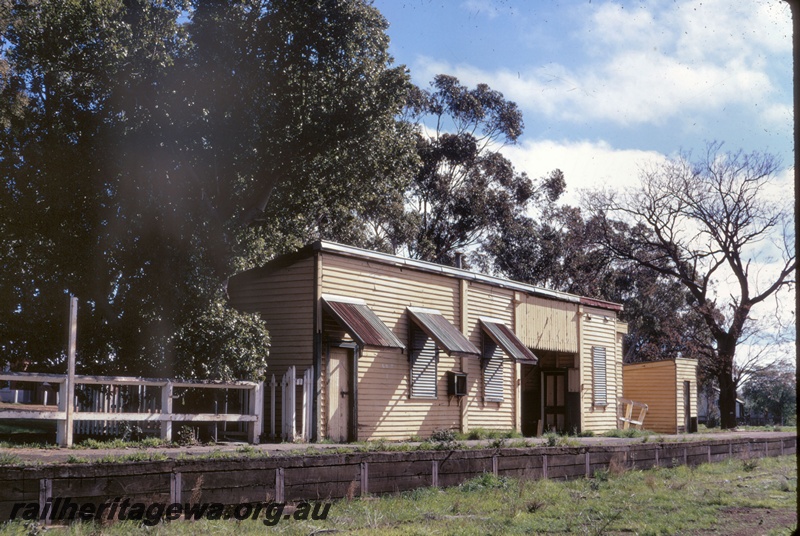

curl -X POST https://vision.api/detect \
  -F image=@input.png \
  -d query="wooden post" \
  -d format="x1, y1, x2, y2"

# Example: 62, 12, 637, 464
301, 368, 310, 441
58, 296, 78, 447
458, 279, 469, 435
275, 467, 285, 503
161, 382, 173, 442
270, 374, 277, 440
360, 462, 369, 496
39, 478, 52, 525
170, 472, 182, 504
249, 381, 264, 444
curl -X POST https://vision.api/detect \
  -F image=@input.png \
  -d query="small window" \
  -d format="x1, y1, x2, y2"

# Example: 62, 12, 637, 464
592, 346, 607, 407
410, 324, 438, 399
447, 371, 467, 397
482, 338, 504, 402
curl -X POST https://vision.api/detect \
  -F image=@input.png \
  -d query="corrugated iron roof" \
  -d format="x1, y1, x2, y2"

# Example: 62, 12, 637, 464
479, 318, 538, 364
228, 241, 624, 313
321, 295, 405, 350
407, 307, 479, 357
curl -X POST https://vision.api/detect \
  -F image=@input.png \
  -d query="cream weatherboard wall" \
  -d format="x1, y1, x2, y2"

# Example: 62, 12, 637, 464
622, 358, 698, 434
228, 242, 627, 442
675, 358, 699, 432
463, 281, 516, 432
580, 306, 623, 433
319, 252, 465, 440
623, 360, 677, 433
514, 295, 579, 354
227, 256, 315, 436
318, 255, 532, 440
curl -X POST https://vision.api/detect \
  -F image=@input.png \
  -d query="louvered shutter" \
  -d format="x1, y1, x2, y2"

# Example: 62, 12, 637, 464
410, 326, 438, 398
482, 339, 504, 402
592, 346, 607, 407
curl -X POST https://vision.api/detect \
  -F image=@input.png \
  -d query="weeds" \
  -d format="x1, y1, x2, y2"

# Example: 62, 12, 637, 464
74, 436, 173, 450
742, 457, 759, 472
603, 428, 652, 439
0, 452, 22, 465
0, 441, 58, 450
95, 452, 168, 464
459, 473, 511, 492
430, 428, 456, 442
461, 428, 523, 440
543, 432, 581, 447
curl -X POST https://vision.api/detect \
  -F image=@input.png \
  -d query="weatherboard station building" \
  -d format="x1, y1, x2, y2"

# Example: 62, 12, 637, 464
228, 241, 628, 442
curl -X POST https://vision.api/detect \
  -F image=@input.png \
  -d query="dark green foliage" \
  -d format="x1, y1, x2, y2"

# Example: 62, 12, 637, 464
742, 363, 796, 426
0, 0, 414, 378
372, 74, 561, 266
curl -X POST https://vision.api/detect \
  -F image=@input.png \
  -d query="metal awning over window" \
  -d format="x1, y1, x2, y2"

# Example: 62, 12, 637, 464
479, 318, 538, 364
406, 307, 479, 357
321, 295, 405, 349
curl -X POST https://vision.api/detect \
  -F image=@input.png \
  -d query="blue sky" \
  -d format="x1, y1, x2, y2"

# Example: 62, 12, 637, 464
373, 0, 793, 203
372, 0, 795, 364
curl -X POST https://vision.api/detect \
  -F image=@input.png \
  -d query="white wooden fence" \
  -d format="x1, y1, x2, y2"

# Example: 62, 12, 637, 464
1, 366, 315, 445
0, 372, 263, 446
266, 366, 313, 442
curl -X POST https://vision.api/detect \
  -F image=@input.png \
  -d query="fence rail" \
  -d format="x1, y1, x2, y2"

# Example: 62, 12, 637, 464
0, 372, 264, 446
0, 367, 314, 446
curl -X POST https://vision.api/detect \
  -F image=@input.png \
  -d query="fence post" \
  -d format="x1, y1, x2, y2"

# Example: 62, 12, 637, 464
289, 366, 296, 441
302, 368, 312, 441
282, 367, 296, 441
275, 467, 285, 503
270, 374, 277, 440
360, 462, 369, 496
161, 381, 173, 442
39, 478, 52, 526
170, 472, 182, 504
249, 381, 264, 444
57, 296, 78, 447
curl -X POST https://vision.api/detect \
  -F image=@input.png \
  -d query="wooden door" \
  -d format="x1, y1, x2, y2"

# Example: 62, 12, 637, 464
542, 371, 567, 433
328, 347, 352, 442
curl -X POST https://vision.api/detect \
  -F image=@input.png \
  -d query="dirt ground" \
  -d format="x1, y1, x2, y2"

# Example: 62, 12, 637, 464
694, 507, 797, 535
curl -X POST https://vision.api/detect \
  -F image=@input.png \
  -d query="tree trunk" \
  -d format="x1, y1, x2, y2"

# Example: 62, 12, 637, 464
718, 361, 738, 429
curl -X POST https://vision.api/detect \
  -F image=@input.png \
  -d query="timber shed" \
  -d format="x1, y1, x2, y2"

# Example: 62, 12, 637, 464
227, 241, 627, 442
622, 358, 699, 434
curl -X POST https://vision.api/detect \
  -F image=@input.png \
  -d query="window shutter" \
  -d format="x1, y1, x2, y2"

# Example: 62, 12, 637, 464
592, 346, 607, 407
410, 326, 438, 398
482, 339, 504, 402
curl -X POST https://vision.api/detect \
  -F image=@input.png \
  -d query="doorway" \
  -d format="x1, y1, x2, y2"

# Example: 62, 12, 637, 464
683, 381, 691, 433
542, 370, 567, 433
520, 364, 540, 436
327, 346, 355, 442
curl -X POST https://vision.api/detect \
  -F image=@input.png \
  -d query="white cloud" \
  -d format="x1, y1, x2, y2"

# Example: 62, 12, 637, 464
502, 138, 665, 205
413, 0, 789, 128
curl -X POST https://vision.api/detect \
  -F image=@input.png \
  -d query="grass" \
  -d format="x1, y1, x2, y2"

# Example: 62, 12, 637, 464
1, 455, 794, 535
456, 428, 523, 441
602, 427, 653, 438
698, 424, 797, 434
73, 437, 175, 450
